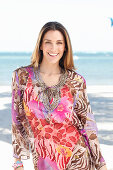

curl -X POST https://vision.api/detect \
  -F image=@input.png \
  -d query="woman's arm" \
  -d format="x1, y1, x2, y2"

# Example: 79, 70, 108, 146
99, 165, 107, 170
12, 70, 30, 168
74, 77, 107, 169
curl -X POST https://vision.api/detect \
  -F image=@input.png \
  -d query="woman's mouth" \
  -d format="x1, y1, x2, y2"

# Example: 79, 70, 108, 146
48, 53, 58, 57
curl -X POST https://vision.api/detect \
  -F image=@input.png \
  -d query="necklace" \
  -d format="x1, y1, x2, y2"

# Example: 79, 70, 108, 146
34, 65, 68, 120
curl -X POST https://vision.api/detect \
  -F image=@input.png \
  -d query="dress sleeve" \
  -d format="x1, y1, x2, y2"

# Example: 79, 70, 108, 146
11, 70, 30, 160
74, 78, 106, 169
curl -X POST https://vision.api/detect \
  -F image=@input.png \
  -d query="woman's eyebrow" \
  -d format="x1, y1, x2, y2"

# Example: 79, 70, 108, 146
57, 40, 64, 41
44, 39, 64, 41
44, 39, 51, 41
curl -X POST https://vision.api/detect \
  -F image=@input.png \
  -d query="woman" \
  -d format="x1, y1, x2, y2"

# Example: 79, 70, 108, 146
12, 21, 107, 170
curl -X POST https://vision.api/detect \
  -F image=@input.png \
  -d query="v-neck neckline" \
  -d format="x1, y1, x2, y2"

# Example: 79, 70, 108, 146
34, 65, 68, 89
33, 66, 68, 115
37, 65, 66, 88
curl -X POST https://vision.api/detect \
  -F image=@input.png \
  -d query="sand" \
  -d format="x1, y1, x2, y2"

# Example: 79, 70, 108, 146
0, 85, 113, 169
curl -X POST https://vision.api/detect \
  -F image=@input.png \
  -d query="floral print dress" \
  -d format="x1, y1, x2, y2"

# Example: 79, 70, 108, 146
12, 65, 106, 170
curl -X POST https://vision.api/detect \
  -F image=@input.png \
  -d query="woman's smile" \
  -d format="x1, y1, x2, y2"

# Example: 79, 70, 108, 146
48, 52, 59, 57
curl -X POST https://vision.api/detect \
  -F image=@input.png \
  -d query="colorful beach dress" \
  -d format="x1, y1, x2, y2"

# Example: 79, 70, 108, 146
11, 65, 106, 170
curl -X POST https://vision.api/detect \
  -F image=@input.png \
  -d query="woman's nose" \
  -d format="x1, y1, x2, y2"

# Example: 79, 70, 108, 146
51, 43, 57, 51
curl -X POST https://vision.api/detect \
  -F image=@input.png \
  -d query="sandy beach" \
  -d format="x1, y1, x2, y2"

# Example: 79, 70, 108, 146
0, 85, 113, 170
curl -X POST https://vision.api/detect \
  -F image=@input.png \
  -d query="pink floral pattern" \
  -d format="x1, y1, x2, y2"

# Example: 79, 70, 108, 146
51, 96, 71, 122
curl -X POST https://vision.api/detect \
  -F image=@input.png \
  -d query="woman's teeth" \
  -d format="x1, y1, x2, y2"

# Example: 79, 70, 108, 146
48, 53, 58, 56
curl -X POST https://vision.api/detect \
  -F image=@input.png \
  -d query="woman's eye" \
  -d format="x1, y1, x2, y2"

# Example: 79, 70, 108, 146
45, 42, 51, 44
57, 42, 62, 44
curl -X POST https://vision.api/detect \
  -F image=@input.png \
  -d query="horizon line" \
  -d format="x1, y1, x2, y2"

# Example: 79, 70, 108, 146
0, 51, 113, 54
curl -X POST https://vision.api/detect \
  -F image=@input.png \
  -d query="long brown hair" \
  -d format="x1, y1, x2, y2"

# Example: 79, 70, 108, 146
31, 21, 75, 70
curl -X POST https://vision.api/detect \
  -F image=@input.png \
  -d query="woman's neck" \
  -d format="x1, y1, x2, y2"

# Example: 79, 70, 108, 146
39, 62, 61, 75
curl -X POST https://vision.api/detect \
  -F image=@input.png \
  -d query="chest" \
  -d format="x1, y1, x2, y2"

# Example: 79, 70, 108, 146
40, 73, 61, 87
23, 79, 78, 122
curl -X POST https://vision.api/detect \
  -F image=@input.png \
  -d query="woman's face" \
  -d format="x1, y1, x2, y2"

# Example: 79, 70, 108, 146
40, 30, 65, 65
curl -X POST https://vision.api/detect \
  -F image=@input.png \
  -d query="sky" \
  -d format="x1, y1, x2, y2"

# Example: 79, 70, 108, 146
0, 0, 113, 52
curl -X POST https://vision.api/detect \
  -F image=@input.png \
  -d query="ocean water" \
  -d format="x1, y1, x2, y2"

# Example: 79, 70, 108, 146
0, 52, 113, 86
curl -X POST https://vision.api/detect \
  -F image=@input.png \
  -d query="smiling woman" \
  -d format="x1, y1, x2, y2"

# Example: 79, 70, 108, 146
31, 21, 74, 70
40, 30, 65, 67
11, 21, 107, 170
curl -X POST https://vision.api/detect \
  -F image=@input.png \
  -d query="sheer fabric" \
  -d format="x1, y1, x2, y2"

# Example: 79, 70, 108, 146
12, 65, 106, 170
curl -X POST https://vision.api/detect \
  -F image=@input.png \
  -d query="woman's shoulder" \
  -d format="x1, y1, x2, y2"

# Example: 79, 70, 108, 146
67, 69, 86, 85
13, 64, 33, 76
12, 65, 34, 85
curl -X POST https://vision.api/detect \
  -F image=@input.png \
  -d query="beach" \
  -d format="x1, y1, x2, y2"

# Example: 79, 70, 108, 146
0, 0, 113, 167
0, 85, 113, 169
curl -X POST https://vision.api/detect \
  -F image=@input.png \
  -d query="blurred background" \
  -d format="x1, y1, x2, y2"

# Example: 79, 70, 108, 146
0, 0, 113, 86
0, 0, 113, 169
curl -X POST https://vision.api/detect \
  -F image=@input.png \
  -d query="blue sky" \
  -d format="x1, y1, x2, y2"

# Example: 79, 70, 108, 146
0, 0, 113, 52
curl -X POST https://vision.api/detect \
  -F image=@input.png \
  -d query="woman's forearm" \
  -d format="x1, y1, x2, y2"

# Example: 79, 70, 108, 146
99, 165, 107, 170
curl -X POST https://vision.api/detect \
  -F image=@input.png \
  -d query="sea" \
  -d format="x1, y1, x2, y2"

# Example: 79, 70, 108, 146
0, 52, 113, 86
